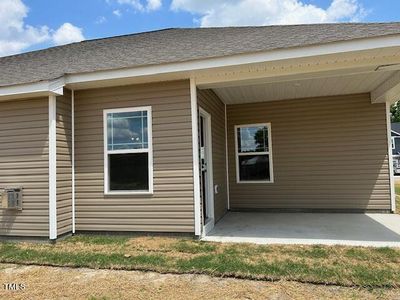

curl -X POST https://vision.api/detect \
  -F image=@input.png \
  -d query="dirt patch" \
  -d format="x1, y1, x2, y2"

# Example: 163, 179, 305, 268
0, 264, 396, 300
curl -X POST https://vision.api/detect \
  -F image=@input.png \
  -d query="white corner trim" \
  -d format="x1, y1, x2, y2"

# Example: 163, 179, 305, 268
71, 90, 76, 234
190, 78, 201, 236
48, 95, 57, 240
224, 103, 230, 210
386, 102, 396, 213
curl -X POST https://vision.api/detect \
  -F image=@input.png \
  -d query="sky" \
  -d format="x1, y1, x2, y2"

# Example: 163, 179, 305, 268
0, 0, 399, 57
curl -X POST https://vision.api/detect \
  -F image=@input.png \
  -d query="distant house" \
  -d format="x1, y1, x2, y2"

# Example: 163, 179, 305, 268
392, 123, 400, 174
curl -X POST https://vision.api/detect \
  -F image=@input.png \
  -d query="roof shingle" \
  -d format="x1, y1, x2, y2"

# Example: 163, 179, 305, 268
1, 22, 400, 87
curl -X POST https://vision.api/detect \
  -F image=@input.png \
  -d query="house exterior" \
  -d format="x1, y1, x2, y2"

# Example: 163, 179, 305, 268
1, 23, 400, 240
392, 122, 400, 174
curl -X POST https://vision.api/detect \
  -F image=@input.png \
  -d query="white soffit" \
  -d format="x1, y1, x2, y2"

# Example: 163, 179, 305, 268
66, 34, 400, 87
0, 34, 399, 98
214, 70, 396, 104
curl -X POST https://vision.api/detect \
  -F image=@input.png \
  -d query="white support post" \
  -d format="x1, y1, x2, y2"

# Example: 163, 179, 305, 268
71, 90, 76, 234
386, 102, 396, 213
224, 103, 230, 210
49, 94, 57, 239
190, 78, 201, 236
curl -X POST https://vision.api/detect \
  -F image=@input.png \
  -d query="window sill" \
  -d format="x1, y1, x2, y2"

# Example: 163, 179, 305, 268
104, 191, 153, 196
236, 180, 274, 184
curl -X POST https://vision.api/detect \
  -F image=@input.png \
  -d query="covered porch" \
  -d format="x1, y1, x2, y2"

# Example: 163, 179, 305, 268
194, 43, 400, 239
203, 212, 400, 247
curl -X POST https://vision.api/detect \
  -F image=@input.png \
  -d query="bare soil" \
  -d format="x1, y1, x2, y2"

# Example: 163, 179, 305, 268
0, 264, 398, 300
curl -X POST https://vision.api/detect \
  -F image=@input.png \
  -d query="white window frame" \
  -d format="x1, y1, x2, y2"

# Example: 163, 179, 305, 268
103, 106, 153, 195
234, 123, 274, 184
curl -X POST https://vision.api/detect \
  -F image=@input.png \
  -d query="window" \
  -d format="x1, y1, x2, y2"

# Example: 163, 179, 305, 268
394, 137, 400, 154
235, 123, 273, 183
104, 107, 153, 194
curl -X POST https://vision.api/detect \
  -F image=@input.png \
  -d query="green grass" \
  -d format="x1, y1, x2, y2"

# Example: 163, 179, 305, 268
395, 181, 400, 214
172, 240, 217, 254
1, 235, 400, 288
395, 184, 400, 196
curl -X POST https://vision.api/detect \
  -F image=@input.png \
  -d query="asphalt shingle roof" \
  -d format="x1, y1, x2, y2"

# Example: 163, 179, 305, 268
1, 22, 400, 87
392, 123, 400, 135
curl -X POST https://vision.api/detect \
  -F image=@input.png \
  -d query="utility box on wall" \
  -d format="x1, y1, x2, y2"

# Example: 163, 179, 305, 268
1, 188, 23, 211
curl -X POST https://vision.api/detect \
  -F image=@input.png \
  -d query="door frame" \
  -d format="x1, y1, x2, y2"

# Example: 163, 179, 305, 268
199, 107, 214, 235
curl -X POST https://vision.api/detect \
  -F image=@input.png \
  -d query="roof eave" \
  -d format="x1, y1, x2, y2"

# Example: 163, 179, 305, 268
1, 33, 400, 99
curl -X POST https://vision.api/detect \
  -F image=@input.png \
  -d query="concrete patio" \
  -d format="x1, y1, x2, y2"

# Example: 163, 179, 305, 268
202, 212, 400, 247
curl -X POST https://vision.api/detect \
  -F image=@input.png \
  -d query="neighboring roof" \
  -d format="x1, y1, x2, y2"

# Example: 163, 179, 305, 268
392, 123, 400, 136
1, 22, 400, 88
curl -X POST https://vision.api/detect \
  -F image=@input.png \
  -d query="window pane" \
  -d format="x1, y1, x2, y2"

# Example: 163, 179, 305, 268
109, 153, 149, 191
107, 111, 148, 150
395, 138, 400, 154
237, 126, 268, 153
239, 155, 269, 181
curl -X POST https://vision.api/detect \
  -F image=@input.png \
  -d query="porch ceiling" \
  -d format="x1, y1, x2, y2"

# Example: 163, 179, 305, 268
212, 70, 397, 104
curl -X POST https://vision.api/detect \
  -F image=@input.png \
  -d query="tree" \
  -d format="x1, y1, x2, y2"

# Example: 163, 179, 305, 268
391, 102, 400, 123
254, 127, 267, 151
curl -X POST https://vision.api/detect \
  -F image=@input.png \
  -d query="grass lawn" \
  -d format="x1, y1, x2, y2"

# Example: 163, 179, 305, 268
395, 181, 400, 214
1, 235, 400, 289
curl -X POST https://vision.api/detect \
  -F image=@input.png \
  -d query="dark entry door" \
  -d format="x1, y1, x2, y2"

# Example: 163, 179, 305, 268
199, 115, 208, 222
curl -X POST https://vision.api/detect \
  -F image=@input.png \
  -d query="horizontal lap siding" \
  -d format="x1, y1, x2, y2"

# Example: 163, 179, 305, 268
56, 90, 73, 235
0, 97, 49, 237
74, 80, 195, 232
227, 94, 391, 210
197, 89, 228, 222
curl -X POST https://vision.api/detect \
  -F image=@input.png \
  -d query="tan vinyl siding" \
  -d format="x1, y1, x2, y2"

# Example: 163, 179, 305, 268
197, 89, 228, 221
56, 89, 73, 235
0, 97, 49, 237
227, 93, 391, 211
74, 80, 195, 232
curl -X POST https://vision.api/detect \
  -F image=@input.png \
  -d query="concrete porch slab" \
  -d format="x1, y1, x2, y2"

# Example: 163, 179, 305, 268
202, 212, 400, 247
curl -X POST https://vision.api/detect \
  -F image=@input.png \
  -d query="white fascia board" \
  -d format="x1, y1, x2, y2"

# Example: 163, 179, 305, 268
1, 34, 400, 98
66, 35, 400, 86
0, 78, 64, 100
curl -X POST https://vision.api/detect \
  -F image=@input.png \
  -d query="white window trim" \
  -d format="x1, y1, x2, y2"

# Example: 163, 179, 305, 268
392, 136, 400, 150
234, 123, 274, 184
103, 106, 153, 195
